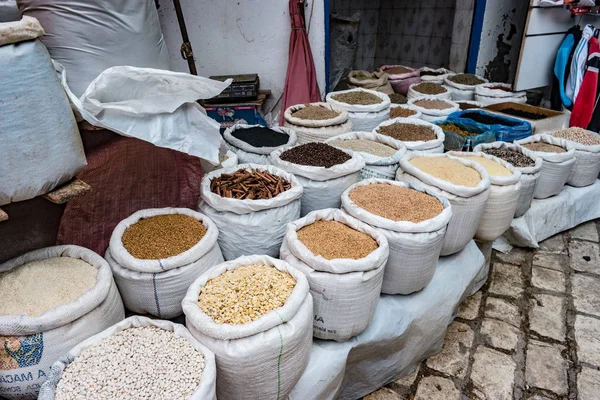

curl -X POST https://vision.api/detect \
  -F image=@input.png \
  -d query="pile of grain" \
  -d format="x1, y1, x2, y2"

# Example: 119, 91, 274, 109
551, 127, 600, 145
523, 142, 566, 153
459, 156, 512, 176
412, 82, 447, 95
332, 91, 383, 105
329, 139, 397, 157
280, 142, 351, 167
297, 220, 378, 260
292, 105, 340, 120
412, 99, 453, 110
483, 149, 535, 168
377, 123, 437, 141
448, 74, 485, 85
410, 156, 481, 187
390, 107, 417, 118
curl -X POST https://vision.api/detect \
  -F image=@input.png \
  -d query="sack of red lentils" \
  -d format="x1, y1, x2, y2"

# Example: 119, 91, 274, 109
182, 255, 313, 400
396, 153, 491, 256
284, 103, 353, 144
549, 127, 600, 188
341, 179, 452, 294
280, 208, 389, 340
223, 124, 297, 165
325, 131, 407, 180
0, 245, 125, 399
198, 163, 303, 260
38, 316, 217, 400
106, 208, 224, 319
326, 88, 391, 131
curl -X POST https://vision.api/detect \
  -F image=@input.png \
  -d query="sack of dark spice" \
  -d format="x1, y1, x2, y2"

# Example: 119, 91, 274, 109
326, 88, 391, 131
223, 124, 296, 165
444, 73, 488, 101
446, 110, 532, 142
407, 82, 451, 101
474, 83, 527, 106
374, 118, 445, 153
284, 102, 353, 144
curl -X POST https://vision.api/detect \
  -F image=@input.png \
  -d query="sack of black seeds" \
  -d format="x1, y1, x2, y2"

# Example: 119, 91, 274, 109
444, 74, 488, 101
223, 124, 296, 165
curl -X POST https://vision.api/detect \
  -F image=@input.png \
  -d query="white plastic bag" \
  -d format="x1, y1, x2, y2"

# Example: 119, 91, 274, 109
374, 118, 445, 153
342, 179, 452, 294
38, 316, 217, 400
106, 208, 224, 319
197, 163, 303, 260
407, 83, 451, 101
59, 65, 232, 165
280, 208, 389, 340
419, 67, 453, 84
223, 124, 297, 165
396, 153, 491, 256
444, 75, 489, 101
0, 246, 125, 399
270, 146, 365, 216
326, 88, 392, 131
474, 83, 527, 106
284, 103, 354, 144
408, 96, 460, 122
550, 129, 600, 187
182, 255, 313, 400
515, 135, 576, 199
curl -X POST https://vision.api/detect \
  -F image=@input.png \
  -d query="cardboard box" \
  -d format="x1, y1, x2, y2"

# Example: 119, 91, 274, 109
484, 102, 568, 135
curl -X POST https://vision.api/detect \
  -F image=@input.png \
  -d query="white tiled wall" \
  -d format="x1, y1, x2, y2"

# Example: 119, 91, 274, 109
449, 0, 475, 73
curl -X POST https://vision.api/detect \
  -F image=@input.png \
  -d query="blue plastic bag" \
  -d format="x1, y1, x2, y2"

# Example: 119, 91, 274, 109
446, 109, 532, 142
434, 120, 496, 151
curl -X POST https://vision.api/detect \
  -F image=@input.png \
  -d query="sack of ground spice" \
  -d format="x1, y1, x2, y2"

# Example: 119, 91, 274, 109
379, 65, 421, 95
550, 127, 600, 187
223, 124, 297, 165
407, 96, 460, 122
396, 153, 491, 256
182, 255, 312, 400
326, 88, 391, 131
284, 102, 353, 144
419, 67, 453, 84
0, 245, 125, 399
374, 118, 445, 153
271, 142, 364, 216
407, 82, 451, 101
389, 104, 421, 120
341, 179, 452, 294
515, 135, 576, 199
198, 164, 303, 260
444, 73, 488, 101
449, 151, 522, 242
39, 316, 217, 400
325, 131, 407, 180
347, 70, 394, 94
106, 208, 224, 319
474, 83, 527, 106
280, 208, 388, 340
474, 142, 543, 217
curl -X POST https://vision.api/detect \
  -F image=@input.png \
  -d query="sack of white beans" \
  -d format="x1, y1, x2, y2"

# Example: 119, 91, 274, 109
0, 246, 125, 400
38, 316, 217, 400
280, 208, 388, 340
326, 88, 391, 131
515, 135, 576, 199
198, 163, 303, 260
325, 131, 407, 180
284, 103, 353, 144
106, 208, 224, 319
474, 142, 543, 218
396, 153, 491, 256
550, 127, 600, 187
342, 179, 452, 294
182, 255, 313, 400
223, 124, 297, 165
374, 118, 445, 153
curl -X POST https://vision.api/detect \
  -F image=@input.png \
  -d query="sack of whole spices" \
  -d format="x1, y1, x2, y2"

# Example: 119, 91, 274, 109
444, 73, 488, 101
284, 102, 353, 144
407, 82, 451, 101
550, 127, 600, 188
389, 104, 421, 119
326, 88, 391, 131
374, 118, 445, 153
223, 124, 296, 165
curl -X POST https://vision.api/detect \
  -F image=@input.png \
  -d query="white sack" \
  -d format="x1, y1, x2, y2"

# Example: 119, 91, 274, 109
106, 208, 224, 319
407, 83, 451, 101
419, 67, 453, 84
270, 146, 364, 216
474, 83, 527, 106
223, 124, 297, 165
183, 255, 313, 400
38, 316, 217, 400
374, 118, 445, 153
198, 163, 303, 260
280, 209, 389, 340
444, 75, 489, 101
389, 104, 422, 120
284, 103, 354, 144
0, 246, 125, 400
550, 129, 600, 187
325, 131, 407, 180
342, 179, 452, 294
515, 135, 576, 199
407, 96, 460, 122
396, 153, 491, 256
326, 88, 391, 131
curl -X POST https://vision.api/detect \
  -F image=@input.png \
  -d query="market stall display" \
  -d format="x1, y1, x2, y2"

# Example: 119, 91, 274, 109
407, 97, 460, 122
223, 124, 297, 165
474, 82, 527, 105
284, 103, 353, 144
444, 73, 488, 101
280, 208, 389, 340
419, 67, 453, 84
326, 88, 391, 131
447, 109, 533, 142
389, 104, 421, 119
379, 65, 421, 95
407, 82, 451, 100
550, 127, 600, 187
374, 118, 445, 153
347, 70, 394, 94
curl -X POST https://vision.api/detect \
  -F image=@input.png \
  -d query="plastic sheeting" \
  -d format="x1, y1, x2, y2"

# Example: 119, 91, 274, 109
289, 240, 485, 400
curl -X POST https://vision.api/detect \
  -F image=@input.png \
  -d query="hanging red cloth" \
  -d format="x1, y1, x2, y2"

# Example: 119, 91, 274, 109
279, 0, 321, 125
571, 37, 600, 129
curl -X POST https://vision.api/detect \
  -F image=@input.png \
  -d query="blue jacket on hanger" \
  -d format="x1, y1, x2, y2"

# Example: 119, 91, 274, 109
555, 32, 576, 108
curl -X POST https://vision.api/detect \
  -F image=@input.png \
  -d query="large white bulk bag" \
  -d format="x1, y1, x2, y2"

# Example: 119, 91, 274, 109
280, 208, 389, 340
284, 103, 353, 144
419, 67, 453, 84
326, 88, 391, 131
182, 255, 313, 400
270, 146, 364, 216
396, 153, 491, 256
198, 163, 303, 260
407, 96, 460, 122
223, 124, 297, 165
374, 118, 445, 153
551, 129, 600, 187
342, 179, 452, 294
38, 316, 217, 400
0, 246, 125, 400
474, 83, 527, 106
444, 75, 489, 101
515, 135, 576, 199
106, 208, 224, 319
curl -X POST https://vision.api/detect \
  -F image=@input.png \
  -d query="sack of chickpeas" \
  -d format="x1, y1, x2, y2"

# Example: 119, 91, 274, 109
223, 124, 297, 165
182, 255, 313, 400
280, 208, 389, 341
105, 208, 224, 319
549, 127, 600, 187
342, 179, 452, 295
38, 316, 217, 400
198, 163, 303, 260
0, 246, 125, 400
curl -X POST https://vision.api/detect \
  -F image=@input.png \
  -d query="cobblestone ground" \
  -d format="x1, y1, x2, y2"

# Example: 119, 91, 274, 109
363, 221, 600, 400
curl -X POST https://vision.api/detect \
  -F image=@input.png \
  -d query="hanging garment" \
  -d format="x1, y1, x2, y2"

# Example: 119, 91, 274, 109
566, 24, 594, 103
551, 27, 580, 109
570, 37, 600, 128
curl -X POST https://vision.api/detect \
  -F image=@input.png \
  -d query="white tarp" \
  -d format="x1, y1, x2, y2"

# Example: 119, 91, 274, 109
289, 241, 485, 400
